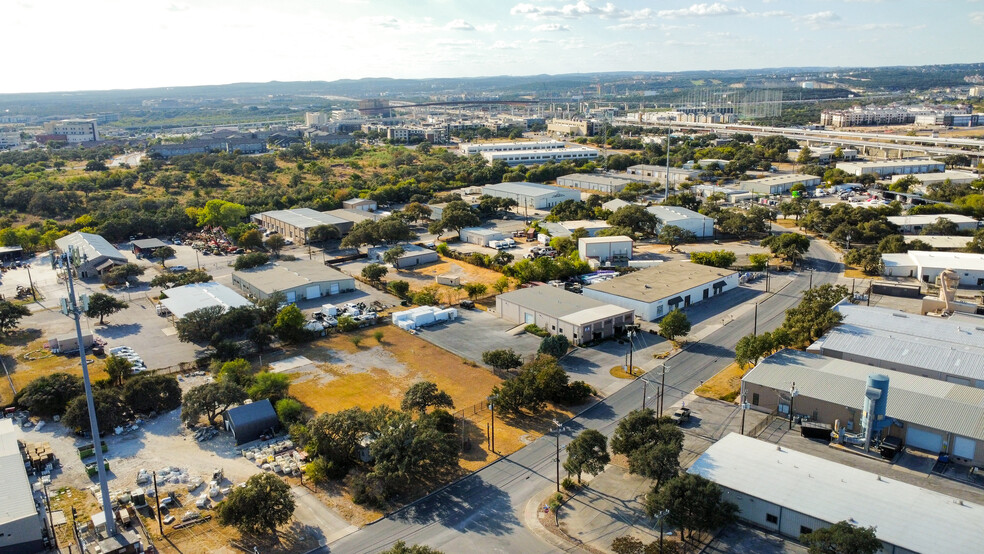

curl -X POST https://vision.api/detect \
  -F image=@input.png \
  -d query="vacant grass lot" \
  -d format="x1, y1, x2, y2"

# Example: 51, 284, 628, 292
1, 329, 110, 406
695, 361, 745, 402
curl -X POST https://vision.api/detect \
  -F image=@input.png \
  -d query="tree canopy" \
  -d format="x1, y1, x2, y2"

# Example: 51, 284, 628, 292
800, 521, 882, 554
217, 472, 295, 534
85, 292, 128, 325
564, 429, 610, 483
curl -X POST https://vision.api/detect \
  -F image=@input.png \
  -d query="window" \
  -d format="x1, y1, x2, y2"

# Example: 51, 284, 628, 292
800, 526, 813, 535
766, 514, 778, 524
752, 393, 760, 406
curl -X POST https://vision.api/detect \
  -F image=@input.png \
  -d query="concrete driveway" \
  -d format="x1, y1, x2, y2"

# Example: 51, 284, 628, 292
291, 485, 357, 546
561, 332, 671, 397
411, 308, 542, 364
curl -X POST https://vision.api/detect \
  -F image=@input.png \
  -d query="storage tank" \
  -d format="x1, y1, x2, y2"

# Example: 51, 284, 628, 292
862, 374, 891, 452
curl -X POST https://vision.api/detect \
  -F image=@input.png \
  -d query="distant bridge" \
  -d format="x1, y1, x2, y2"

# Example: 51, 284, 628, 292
358, 99, 539, 114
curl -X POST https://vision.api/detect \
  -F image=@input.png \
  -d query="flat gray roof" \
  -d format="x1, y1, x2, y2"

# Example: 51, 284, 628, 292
324, 208, 383, 224
233, 260, 352, 295
563, 304, 633, 326
0, 419, 37, 526
690, 433, 984, 554
744, 349, 984, 442
586, 261, 736, 303
160, 282, 252, 319
131, 238, 168, 250
256, 208, 348, 230
741, 173, 821, 186
484, 181, 573, 197
498, 285, 608, 319
55, 232, 125, 262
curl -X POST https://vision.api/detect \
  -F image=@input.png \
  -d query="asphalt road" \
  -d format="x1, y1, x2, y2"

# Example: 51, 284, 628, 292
326, 237, 842, 554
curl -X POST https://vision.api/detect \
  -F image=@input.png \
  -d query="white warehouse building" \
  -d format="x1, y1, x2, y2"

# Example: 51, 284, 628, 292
460, 140, 565, 155
647, 205, 715, 238
886, 214, 979, 234
836, 159, 945, 177
459, 227, 506, 247
578, 236, 633, 266
882, 250, 984, 286
479, 146, 599, 166
583, 260, 739, 321
482, 182, 581, 210
555, 173, 646, 194
739, 174, 822, 195
690, 433, 984, 554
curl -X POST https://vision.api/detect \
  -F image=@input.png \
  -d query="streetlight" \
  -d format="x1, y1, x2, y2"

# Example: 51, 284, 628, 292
626, 325, 638, 376
740, 382, 749, 435
653, 508, 670, 554
553, 419, 562, 492
788, 382, 799, 430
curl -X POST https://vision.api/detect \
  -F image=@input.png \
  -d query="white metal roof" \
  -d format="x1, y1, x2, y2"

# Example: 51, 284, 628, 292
906, 250, 984, 271
689, 433, 984, 554
54, 232, 126, 262
460, 227, 504, 236
256, 208, 349, 230
233, 260, 352, 295
484, 181, 578, 198
887, 214, 978, 226
743, 349, 984, 442
497, 285, 609, 318
578, 236, 633, 245
646, 205, 713, 223
160, 282, 252, 319
741, 173, 822, 186
0, 419, 38, 527
903, 235, 973, 249
562, 304, 633, 326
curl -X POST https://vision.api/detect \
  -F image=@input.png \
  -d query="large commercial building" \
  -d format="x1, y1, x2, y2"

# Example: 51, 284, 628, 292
809, 302, 984, 389
582, 261, 738, 321
42, 119, 98, 143
458, 227, 506, 247
886, 214, 979, 234
882, 251, 984, 286
891, 170, 978, 188
546, 118, 595, 136
578, 236, 633, 266
646, 205, 715, 238
251, 208, 353, 244
460, 140, 565, 155
495, 285, 634, 346
690, 433, 984, 554
743, 349, 984, 464
625, 165, 701, 186
479, 146, 599, 166
835, 159, 945, 177
160, 282, 252, 320
0, 131, 21, 149
739, 174, 822, 195
54, 232, 127, 280
555, 173, 646, 194
787, 146, 858, 163
367, 243, 439, 269
482, 182, 581, 210
0, 419, 46, 554
232, 259, 355, 302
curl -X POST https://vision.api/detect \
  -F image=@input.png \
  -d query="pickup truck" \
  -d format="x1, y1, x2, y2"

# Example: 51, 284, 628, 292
671, 407, 691, 425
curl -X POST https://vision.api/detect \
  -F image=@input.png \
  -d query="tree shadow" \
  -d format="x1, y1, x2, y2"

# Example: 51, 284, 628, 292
390, 475, 520, 536
97, 323, 144, 339
2, 327, 42, 347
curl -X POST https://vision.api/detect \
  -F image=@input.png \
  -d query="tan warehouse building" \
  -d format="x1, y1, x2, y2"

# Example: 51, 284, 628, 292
232, 259, 355, 303
495, 285, 634, 346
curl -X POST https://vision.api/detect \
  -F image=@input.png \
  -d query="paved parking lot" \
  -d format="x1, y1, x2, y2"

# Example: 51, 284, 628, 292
410, 308, 542, 365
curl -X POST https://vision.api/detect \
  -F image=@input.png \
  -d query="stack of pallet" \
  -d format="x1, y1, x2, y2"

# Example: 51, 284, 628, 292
23, 441, 54, 471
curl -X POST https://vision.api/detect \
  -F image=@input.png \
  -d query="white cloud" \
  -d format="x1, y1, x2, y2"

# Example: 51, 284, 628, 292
801, 11, 841, 24
363, 16, 402, 29
445, 19, 475, 31
511, 1, 647, 21
971, 12, 984, 25
533, 23, 573, 31
490, 40, 521, 50
657, 3, 746, 18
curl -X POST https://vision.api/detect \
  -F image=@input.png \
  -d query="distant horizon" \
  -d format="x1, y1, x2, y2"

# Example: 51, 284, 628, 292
4, 0, 984, 95
3, 61, 984, 98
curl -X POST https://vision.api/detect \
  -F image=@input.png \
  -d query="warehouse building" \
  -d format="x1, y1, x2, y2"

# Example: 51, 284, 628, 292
601, 198, 632, 212
891, 170, 978, 188
625, 165, 701, 185
460, 140, 565, 155
495, 285, 634, 346
0, 419, 46, 554
882, 250, 984, 286
232, 259, 355, 302
902, 235, 970, 250
342, 198, 377, 211
809, 303, 984, 388
836, 159, 945, 177
742, 349, 984, 465
367, 243, 440, 269
739, 174, 822, 195
690, 433, 984, 554
578, 236, 633, 266
479, 146, 599, 166
131, 238, 169, 258
482, 182, 581, 210
886, 214, 979, 234
459, 227, 506, 247
583, 261, 738, 321
55, 232, 127, 279
160, 282, 252, 320
555, 173, 647, 194
252, 208, 352, 244
646, 205, 715, 238
224, 399, 279, 445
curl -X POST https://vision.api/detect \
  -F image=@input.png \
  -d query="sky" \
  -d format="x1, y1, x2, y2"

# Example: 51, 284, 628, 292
3, 0, 984, 94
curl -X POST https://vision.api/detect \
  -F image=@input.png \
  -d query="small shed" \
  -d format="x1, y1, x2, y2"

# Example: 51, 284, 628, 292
436, 273, 461, 286
49, 332, 94, 353
131, 238, 169, 258
224, 399, 279, 445
0, 246, 23, 263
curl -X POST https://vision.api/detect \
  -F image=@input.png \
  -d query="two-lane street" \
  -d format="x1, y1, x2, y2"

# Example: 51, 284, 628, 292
327, 237, 843, 553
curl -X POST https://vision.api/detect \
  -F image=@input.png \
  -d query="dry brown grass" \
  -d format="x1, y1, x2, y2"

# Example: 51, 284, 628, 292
0, 331, 111, 406
843, 265, 873, 279
401, 255, 507, 291
694, 361, 745, 402
609, 366, 641, 380
49, 486, 101, 547
774, 218, 800, 229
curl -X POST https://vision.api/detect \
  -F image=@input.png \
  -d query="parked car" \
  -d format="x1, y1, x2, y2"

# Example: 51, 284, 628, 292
671, 407, 691, 425
460, 300, 475, 309
170, 265, 188, 273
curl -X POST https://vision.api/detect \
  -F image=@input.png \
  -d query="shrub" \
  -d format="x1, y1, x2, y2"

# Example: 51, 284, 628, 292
524, 324, 549, 337
482, 349, 522, 370
388, 280, 411, 298
435, 242, 450, 256
337, 315, 359, 332
233, 252, 270, 270
412, 289, 439, 306
562, 477, 579, 491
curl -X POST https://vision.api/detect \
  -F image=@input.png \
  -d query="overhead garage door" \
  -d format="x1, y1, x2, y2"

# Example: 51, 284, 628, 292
305, 285, 321, 300
953, 436, 976, 460
285, 291, 296, 303
906, 426, 944, 454
329, 283, 339, 295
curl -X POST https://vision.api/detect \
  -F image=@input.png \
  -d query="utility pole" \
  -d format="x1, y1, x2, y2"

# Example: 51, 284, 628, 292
26, 264, 37, 301
659, 365, 669, 415
59, 247, 115, 537
642, 380, 647, 410
153, 471, 164, 536
788, 382, 798, 430
554, 421, 562, 492
753, 303, 758, 336
488, 395, 497, 454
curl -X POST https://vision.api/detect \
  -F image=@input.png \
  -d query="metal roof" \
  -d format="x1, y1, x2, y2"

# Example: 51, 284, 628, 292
256, 208, 349, 230
233, 260, 352, 295
483, 181, 576, 198
562, 304, 633, 326
224, 399, 279, 445
887, 214, 978, 226
586, 261, 736, 303
55, 232, 126, 262
0, 419, 38, 527
498, 285, 608, 319
741, 173, 821, 186
460, 227, 504, 237
689, 433, 984, 554
160, 282, 252, 319
578, 236, 633, 245
131, 238, 168, 250
903, 235, 972, 249
901, 250, 984, 271
646, 205, 713, 224
743, 350, 984, 442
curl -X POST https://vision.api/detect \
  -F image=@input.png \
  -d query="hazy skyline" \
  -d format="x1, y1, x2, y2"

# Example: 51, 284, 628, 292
4, 0, 984, 94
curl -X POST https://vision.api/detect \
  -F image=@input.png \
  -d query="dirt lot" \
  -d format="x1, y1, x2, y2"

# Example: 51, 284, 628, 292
0, 328, 111, 406
339, 255, 509, 296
